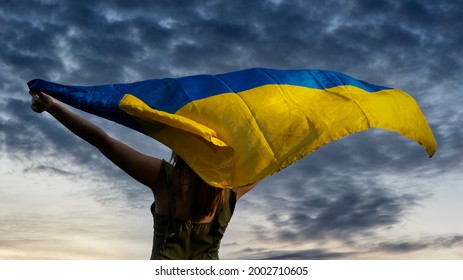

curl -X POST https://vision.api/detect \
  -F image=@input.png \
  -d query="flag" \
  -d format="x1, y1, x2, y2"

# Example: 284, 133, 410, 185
28, 68, 437, 188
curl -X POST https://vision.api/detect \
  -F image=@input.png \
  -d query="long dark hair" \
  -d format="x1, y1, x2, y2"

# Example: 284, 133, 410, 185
171, 153, 228, 221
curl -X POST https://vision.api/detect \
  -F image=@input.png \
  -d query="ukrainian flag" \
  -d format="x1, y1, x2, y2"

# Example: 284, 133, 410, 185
28, 68, 436, 188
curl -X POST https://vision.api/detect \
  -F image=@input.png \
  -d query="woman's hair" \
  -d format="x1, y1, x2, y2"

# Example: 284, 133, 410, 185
171, 153, 228, 221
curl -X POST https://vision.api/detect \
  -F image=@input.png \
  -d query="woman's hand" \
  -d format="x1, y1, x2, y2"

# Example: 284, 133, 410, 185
29, 90, 54, 113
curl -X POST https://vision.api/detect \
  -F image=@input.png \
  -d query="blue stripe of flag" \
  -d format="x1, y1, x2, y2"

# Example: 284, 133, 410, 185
28, 68, 391, 116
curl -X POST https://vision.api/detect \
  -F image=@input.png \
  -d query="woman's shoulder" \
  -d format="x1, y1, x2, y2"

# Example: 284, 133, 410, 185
235, 182, 259, 200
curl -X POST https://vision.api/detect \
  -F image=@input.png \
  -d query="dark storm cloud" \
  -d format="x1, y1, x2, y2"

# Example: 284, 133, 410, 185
23, 165, 71, 176
2, 0, 461, 84
236, 234, 463, 259
247, 173, 421, 244
377, 234, 463, 253
246, 248, 356, 260
2, 98, 95, 164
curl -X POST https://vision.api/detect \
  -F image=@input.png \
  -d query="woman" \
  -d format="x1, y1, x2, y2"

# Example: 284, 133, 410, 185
29, 90, 258, 259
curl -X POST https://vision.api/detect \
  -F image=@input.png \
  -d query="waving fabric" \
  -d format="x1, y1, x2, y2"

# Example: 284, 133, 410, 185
28, 68, 437, 188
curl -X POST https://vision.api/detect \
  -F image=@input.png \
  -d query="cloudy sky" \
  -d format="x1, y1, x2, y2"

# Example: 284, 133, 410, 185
1, 0, 462, 260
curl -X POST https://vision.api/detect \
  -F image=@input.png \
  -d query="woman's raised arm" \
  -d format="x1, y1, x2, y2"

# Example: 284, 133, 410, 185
30, 91, 163, 189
